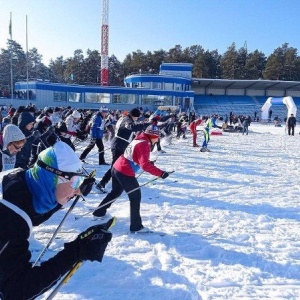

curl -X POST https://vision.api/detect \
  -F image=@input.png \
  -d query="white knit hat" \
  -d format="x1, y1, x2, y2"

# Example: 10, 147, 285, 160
53, 141, 82, 173
72, 110, 81, 119
2, 124, 26, 150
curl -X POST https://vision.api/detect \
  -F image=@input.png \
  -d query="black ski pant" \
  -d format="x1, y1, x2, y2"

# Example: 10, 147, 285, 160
100, 148, 124, 187
98, 168, 142, 231
80, 138, 106, 164
288, 125, 295, 135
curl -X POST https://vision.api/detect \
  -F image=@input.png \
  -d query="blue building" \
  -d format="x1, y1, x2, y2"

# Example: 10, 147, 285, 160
12, 63, 194, 111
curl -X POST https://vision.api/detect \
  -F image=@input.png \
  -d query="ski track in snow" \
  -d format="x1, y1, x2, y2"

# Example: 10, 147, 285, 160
29, 124, 300, 300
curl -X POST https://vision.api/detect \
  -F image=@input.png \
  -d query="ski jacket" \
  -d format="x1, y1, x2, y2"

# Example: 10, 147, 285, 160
50, 112, 62, 126
189, 119, 203, 132
0, 135, 17, 172
242, 117, 251, 127
113, 132, 164, 177
65, 114, 80, 137
111, 115, 150, 153
15, 112, 40, 169
90, 112, 105, 139
1, 168, 61, 226
15, 132, 40, 170
287, 116, 296, 126
0, 148, 16, 172
0, 169, 78, 300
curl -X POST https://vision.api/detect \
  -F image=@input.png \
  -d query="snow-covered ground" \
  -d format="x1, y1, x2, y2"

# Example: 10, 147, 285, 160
31, 123, 300, 300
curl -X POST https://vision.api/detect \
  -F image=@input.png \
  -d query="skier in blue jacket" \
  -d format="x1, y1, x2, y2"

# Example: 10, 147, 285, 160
80, 106, 109, 165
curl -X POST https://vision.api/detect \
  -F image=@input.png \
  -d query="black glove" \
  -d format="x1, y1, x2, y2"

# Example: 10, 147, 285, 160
65, 223, 112, 262
161, 171, 169, 179
80, 177, 96, 196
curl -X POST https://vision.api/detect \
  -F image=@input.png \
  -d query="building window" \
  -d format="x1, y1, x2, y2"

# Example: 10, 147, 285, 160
85, 93, 110, 103
113, 94, 121, 103
141, 82, 151, 89
175, 97, 182, 106
141, 95, 172, 106
152, 82, 161, 89
164, 83, 173, 90
14, 89, 36, 100
68, 92, 82, 103
54, 91, 67, 102
174, 83, 182, 91
112, 94, 138, 104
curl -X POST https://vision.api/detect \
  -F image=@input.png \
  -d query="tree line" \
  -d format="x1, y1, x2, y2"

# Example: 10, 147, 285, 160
1, 39, 300, 93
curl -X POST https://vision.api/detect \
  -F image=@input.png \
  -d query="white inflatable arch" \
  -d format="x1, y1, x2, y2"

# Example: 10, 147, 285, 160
261, 96, 297, 120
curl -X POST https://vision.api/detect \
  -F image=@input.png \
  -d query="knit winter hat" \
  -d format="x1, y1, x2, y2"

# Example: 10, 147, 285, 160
25, 141, 83, 214
18, 111, 35, 129
151, 116, 160, 123
72, 110, 81, 118
2, 124, 26, 150
129, 108, 141, 118
99, 105, 109, 113
53, 141, 83, 173
144, 125, 160, 138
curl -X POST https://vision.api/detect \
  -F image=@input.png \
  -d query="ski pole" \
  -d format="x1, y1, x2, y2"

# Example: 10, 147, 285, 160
32, 195, 81, 267
46, 261, 83, 300
136, 170, 145, 179
0, 241, 9, 256
33, 170, 96, 267
135, 155, 159, 179
45, 217, 117, 300
75, 176, 161, 221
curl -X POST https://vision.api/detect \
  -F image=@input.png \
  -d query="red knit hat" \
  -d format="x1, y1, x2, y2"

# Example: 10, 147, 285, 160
144, 125, 160, 139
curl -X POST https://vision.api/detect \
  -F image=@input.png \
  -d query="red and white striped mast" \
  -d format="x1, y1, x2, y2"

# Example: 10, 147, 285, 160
101, 0, 109, 85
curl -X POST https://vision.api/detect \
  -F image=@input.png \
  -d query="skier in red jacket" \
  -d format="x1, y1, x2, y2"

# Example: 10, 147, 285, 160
189, 118, 203, 147
93, 125, 170, 233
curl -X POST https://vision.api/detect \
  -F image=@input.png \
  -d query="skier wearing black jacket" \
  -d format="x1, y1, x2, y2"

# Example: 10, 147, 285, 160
287, 113, 297, 135
96, 108, 150, 192
0, 141, 112, 300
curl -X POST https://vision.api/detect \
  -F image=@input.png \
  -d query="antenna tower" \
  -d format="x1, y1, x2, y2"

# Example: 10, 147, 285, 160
101, 0, 109, 85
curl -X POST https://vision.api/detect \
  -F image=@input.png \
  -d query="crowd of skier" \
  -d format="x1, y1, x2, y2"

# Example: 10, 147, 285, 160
0, 103, 293, 299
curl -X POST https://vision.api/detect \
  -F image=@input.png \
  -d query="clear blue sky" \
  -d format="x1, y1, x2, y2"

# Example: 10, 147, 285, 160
1, 0, 300, 66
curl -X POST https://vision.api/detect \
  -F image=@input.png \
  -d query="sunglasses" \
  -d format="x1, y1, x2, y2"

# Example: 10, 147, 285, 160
57, 175, 85, 189
70, 175, 85, 189
37, 159, 86, 189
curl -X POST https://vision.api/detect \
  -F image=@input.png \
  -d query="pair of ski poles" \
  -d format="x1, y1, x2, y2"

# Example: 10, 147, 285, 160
74, 172, 170, 221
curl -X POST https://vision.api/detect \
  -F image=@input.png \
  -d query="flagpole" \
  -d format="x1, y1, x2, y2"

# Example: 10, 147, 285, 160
9, 12, 13, 104
26, 15, 29, 105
